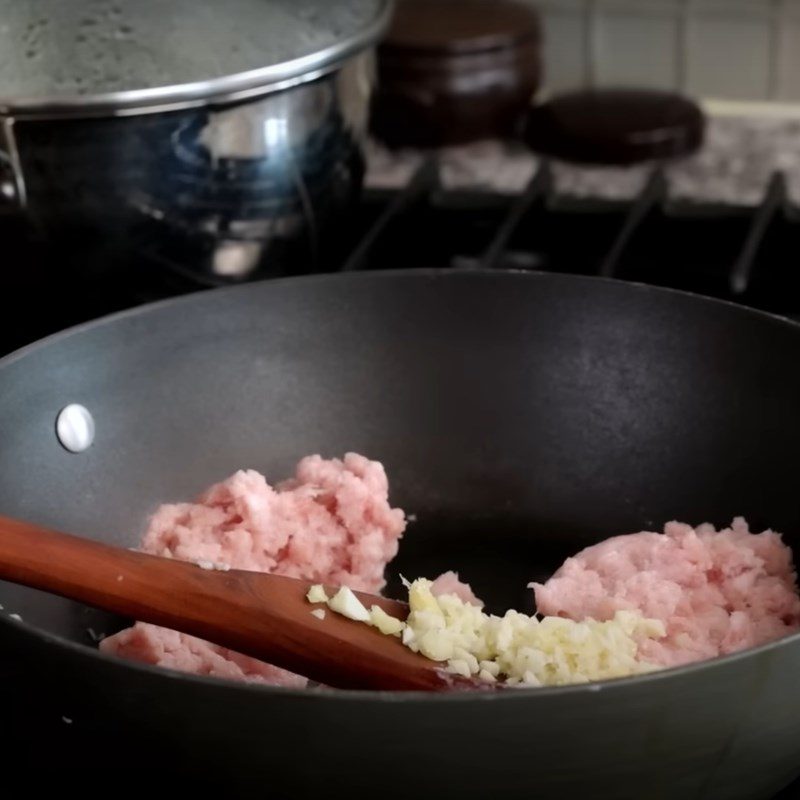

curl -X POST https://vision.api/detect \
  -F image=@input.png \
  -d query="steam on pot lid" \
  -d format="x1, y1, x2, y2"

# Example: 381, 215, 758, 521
0, 0, 390, 116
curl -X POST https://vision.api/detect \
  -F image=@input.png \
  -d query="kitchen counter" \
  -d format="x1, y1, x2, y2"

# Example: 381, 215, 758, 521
366, 104, 800, 206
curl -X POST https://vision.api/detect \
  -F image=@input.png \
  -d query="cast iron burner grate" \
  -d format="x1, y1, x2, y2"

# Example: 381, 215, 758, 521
2, 156, 800, 359
347, 158, 800, 317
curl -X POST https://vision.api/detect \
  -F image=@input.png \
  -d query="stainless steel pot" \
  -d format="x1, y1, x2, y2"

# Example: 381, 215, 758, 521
0, 0, 390, 286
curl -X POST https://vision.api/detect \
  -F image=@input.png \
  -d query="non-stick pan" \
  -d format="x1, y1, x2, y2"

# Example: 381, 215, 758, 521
1, 270, 799, 799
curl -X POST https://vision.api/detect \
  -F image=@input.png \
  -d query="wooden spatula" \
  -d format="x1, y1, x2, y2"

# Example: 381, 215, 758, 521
0, 514, 475, 692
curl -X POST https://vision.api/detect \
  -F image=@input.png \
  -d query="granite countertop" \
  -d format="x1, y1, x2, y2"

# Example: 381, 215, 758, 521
366, 109, 800, 206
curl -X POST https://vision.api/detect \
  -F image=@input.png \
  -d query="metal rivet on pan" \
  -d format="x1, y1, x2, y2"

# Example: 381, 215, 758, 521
56, 404, 95, 453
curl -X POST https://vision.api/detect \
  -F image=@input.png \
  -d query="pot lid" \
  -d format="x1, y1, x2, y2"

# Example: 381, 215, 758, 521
0, 0, 390, 118
381, 0, 540, 56
523, 88, 705, 165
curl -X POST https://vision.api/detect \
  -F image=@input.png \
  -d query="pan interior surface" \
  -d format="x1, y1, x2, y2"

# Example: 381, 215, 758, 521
0, 270, 798, 654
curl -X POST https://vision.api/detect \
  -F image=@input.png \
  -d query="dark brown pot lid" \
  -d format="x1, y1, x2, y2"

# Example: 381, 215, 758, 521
523, 88, 705, 165
381, 0, 541, 55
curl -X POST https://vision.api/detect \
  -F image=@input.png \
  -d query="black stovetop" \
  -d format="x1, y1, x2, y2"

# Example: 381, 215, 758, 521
4, 157, 800, 358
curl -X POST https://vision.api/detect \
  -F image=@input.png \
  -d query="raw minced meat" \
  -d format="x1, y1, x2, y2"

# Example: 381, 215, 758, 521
101, 453, 407, 686
532, 517, 800, 666
430, 571, 483, 607
101, 623, 309, 687
142, 453, 405, 592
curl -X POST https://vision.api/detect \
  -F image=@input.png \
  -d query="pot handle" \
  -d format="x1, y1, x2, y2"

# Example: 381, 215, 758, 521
0, 117, 26, 211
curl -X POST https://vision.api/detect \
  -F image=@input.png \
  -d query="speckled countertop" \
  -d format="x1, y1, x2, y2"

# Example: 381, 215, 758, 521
366, 105, 800, 206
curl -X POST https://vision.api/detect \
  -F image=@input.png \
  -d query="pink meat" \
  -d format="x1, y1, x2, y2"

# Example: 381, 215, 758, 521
532, 517, 800, 666
431, 571, 483, 607
101, 453, 407, 685
101, 623, 308, 687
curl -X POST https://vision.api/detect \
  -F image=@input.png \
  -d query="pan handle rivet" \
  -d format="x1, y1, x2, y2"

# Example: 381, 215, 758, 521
56, 404, 95, 454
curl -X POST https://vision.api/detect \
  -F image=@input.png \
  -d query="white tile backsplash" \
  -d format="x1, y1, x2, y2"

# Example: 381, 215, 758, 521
776, 17, 800, 100
686, 8, 771, 98
540, 3, 588, 91
532, 0, 800, 101
595, 7, 678, 89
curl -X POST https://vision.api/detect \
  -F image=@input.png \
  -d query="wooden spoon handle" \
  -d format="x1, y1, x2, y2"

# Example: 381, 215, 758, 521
0, 515, 454, 691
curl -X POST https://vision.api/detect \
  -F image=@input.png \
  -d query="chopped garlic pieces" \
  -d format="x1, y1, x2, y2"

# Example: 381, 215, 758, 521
479, 660, 500, 677
327, 586, 371, 622
448, 658, 471, 678
311, 608, 326, 621
310, 575, 667, 688
306, 584, 329, 604
369, 605, 405, 636
408, 579, 445, 617
397, 578, 665, 686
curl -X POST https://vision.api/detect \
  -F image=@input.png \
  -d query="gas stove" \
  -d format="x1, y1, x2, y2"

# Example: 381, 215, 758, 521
3, 147, 800, 360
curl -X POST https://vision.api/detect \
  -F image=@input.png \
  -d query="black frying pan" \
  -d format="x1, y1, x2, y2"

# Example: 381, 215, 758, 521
1, 270, 799, 799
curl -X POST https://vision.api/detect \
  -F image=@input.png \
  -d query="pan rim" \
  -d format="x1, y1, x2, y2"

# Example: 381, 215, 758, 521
2, 267, 799, 373
4, 600, 799, 703
2, 267, 800, 703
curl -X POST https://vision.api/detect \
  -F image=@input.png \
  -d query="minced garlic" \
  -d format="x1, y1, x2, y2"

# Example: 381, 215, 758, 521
319, 577, 666, 687
402, 578, 665, 686
306, 584, 329, 604
327, 586, 371, 622
369, 605, 405, 636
